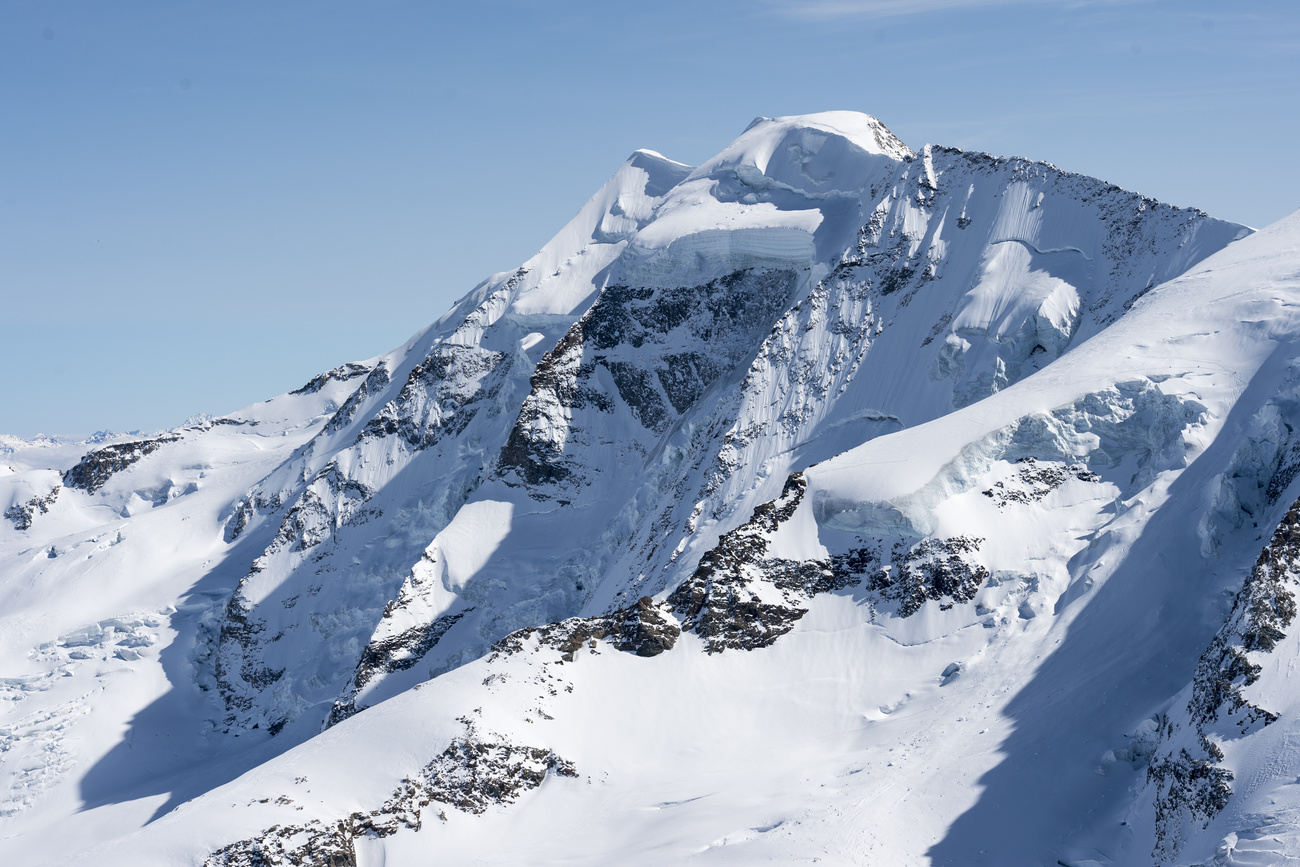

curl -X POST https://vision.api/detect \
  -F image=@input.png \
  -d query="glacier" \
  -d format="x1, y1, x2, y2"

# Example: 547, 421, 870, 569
3, 111, 1300, 865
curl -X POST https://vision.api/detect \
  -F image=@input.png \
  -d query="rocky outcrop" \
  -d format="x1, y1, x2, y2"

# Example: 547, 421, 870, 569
410, 724, 577, 815
1147, 494, 1300, 862
835, 536, 990, 617
265, 463, 377, 556
204, 722, 576, 866
225, 499, 256, 542
360, 270, 526, 453
981, 457, 1099, 508
1147, 726, 1235, 865
320, 365, 390, 436
290, 362, 372, 396
62, 436, 179, 493
669, 474, 855, 653
491, 596, 680, 663
4, 486, 59, 530
214, 597, 283, 720
361, 343, 508, 449
668, 472, 994, 651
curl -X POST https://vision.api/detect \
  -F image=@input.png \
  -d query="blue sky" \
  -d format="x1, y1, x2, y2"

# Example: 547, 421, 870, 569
3, 0, 1298, 437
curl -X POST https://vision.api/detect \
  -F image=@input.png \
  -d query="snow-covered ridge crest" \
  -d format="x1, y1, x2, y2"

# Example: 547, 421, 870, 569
620, 112, 912, 286
721, 111, 917, 181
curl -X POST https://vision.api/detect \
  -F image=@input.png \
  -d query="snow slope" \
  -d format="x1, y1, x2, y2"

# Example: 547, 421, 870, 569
4, 111, 1296, 866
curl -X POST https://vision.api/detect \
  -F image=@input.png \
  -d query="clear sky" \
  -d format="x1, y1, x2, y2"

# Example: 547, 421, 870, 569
3, 0, 1297, 437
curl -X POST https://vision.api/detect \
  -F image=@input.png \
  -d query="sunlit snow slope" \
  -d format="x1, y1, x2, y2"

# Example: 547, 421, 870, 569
5, 112, 1299, 866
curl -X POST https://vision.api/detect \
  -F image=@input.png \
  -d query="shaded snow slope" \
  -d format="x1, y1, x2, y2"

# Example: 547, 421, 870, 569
3, 112, 1291, 866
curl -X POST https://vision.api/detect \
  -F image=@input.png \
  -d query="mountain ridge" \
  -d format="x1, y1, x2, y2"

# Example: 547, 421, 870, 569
6, 112, 1298, 866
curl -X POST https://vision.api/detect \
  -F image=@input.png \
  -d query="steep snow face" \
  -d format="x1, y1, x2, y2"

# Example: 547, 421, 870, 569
333, 122, 1245, 735
202, 149, 701, 736
204, 113, 931, 736
1, 112, 1285, 867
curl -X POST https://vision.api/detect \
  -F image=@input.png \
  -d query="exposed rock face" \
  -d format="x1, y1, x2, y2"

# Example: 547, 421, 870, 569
355, 608, 472, 690
491, 596, 680, 662
204, 723, 576, 867
265, 463, 377, 556
499, 268, 800, 494
62, 437, 179, 493
321, 365, 391, 436
4, 486, 58, 530
206, 822, 360, 867
1147, 723, 1235, 865
1147, 494, 1300, 862
225, 499, 255, 542
411, 726, 577, 815
359, 272, 527, 452
290, 362, 372, 396
667, 471, 996, 650
214, 596, 285, 720
360, 343, 507, 448
669, 474, 855, 652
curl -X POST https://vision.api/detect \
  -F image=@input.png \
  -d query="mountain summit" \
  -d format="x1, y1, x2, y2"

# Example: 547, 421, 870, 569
6, 112, 1300, 866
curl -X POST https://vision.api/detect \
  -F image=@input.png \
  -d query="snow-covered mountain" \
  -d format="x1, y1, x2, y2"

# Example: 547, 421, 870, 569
4, 111, 1299, 865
